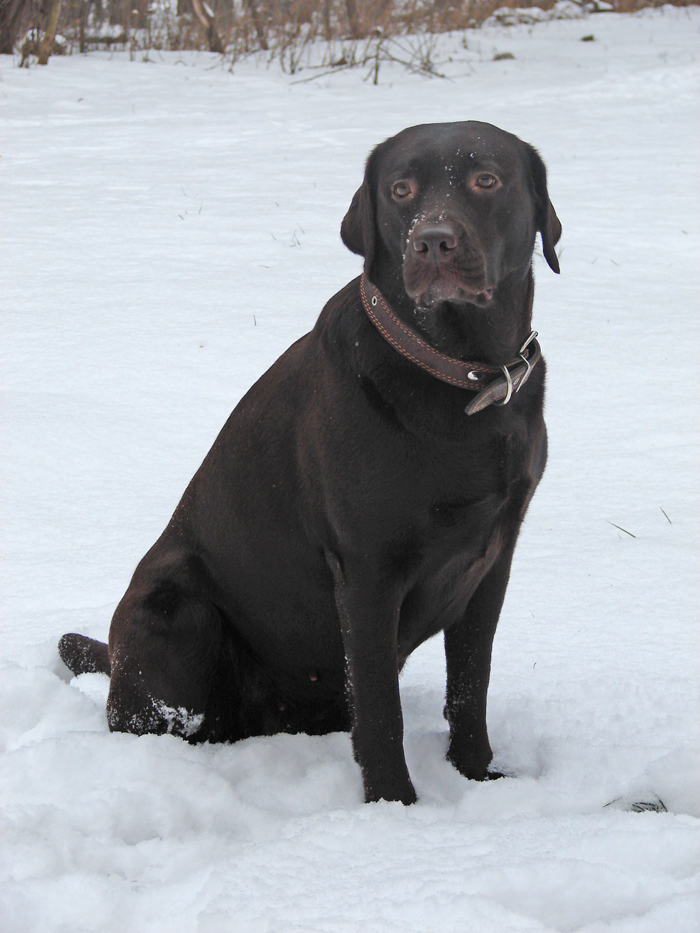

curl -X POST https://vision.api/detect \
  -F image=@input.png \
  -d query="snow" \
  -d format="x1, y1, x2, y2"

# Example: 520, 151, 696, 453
1, 8, 699, 931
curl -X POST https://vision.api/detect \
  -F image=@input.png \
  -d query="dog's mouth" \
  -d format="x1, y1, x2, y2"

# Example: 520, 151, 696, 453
402, 220, 494, 308
405, 275, 495, 309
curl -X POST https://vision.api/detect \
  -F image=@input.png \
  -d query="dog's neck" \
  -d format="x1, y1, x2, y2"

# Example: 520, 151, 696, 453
367, 262, 535, 368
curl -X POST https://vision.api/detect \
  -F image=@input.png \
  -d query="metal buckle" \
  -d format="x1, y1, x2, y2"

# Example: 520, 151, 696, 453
493, 364, 514, 407
515, 330, 537, 393
493, 331, 537, 407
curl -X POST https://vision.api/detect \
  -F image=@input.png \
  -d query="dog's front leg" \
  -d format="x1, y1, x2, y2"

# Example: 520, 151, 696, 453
328, 554, 416, 804
444, 544, 516, 781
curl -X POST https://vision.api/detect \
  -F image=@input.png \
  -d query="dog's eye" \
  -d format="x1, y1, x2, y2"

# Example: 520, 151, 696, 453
392, 181, 412, 200
475, 173, 498, 189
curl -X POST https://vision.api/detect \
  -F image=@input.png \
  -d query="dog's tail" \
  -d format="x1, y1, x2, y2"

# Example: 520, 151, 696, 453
58, 633, 111, 677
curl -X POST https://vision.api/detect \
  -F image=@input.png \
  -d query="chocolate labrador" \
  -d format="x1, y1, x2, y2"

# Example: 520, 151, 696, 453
59, 122, 561, 804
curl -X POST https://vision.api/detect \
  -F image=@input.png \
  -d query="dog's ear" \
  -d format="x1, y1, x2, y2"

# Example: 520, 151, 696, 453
340, 160, 376, 265
527, 145, 562, 274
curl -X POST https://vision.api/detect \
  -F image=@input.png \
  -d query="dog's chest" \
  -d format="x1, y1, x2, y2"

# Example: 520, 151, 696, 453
429, 428, 529, 518
389, 429, 535, 645
382, 429, 530, 571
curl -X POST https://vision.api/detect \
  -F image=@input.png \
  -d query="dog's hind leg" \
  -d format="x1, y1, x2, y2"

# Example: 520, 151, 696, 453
58, 633, 111, 676
105, 570, 223, 741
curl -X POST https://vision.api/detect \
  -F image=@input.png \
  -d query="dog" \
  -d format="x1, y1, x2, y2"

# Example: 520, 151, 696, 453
59, 122, 561, 805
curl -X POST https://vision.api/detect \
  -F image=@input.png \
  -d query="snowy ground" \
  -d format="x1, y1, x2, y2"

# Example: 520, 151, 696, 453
2, 8, 699, 932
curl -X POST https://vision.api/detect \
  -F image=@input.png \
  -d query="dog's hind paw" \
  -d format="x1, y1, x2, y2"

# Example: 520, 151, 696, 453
58, 633, 111, 677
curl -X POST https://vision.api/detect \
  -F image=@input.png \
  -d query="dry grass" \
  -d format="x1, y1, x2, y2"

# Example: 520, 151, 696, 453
9, 0, 699, 66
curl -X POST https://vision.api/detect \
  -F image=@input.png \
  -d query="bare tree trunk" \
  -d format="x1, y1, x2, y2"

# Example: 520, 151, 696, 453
79, 0, 88, 53
363, 0, 392, 34
190, 0, 225, 53
244, 0, 268, 51
322, 0, 332, 42
345, 0, 360, 39
375, 0, 393, 23
38, 0, 63, 64
0, 0, 27, 54
125, 2, 132, 55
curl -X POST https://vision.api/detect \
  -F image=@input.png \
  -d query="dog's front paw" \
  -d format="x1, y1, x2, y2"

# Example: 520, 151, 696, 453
447, 743, 497, 782
362, 768, 417, 805
364, 782, 417, 805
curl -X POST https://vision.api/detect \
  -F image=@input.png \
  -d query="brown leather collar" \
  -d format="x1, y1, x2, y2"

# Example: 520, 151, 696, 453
360, 275, 541, 416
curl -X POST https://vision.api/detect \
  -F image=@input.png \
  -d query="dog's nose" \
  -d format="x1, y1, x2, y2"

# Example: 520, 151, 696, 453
412, 223, 458, 262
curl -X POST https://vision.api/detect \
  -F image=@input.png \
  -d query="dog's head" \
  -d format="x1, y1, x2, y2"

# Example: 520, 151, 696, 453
341, 122, 561, 309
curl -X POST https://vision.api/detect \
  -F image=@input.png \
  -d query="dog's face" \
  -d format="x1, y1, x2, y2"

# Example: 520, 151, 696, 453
341, 122, 561, 308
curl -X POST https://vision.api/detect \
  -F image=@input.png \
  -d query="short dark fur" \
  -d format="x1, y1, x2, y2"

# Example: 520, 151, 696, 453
59, 122, 561, 804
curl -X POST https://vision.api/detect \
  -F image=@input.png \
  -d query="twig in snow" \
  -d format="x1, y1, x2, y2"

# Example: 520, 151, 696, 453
608, 521, 636, 538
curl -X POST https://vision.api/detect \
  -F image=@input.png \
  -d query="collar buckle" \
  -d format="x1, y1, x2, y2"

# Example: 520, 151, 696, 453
492, 331, 537, 408
515, 330, 537, 392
